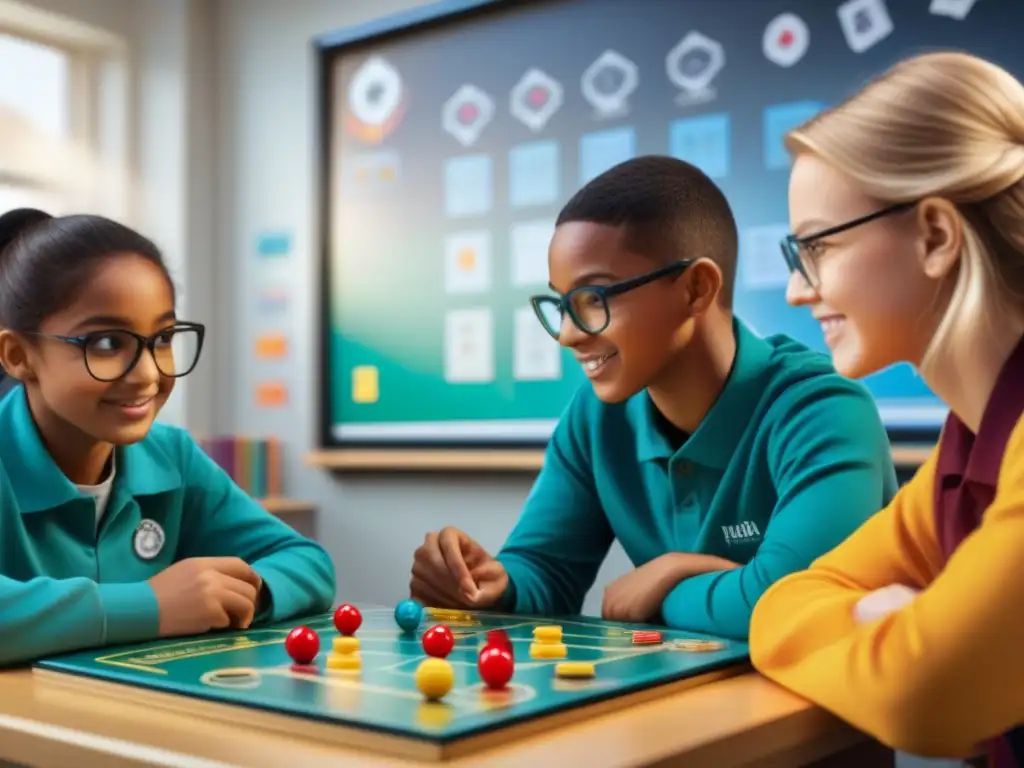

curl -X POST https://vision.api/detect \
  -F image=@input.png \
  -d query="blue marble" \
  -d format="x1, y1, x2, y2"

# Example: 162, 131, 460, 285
394, 599, 423, 632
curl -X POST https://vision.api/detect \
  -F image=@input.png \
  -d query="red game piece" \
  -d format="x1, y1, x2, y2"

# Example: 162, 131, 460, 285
422, 625, 455, 658
486, 629, 512, 652
632, 630, 663, 645
477, 645, 514, 689
284, 625, 320, 664
333, 604, 362, 635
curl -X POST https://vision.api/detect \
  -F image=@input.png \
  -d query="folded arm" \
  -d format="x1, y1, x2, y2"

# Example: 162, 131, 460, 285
0, 575, 158, 667
750, 436, 1024, 757
662, 382, 897, 639
178, 434, 336, 623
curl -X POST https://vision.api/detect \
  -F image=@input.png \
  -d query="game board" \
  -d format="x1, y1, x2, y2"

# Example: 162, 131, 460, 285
33, 606, 749, 761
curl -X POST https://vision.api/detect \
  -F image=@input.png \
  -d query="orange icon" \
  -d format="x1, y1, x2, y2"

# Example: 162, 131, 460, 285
457, 247, 477, 271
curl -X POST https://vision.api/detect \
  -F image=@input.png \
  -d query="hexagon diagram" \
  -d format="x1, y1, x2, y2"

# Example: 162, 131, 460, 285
928, 0, 979, 20
510, 69, 563, 133
665, 31, 725, 97
581, 50, 639, 119
763, 12, 810, 68
347, 56, 404, 129
442, 84, 495, 147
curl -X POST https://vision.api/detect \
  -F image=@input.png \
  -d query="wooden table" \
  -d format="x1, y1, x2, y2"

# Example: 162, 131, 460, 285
0, 668, 891, 768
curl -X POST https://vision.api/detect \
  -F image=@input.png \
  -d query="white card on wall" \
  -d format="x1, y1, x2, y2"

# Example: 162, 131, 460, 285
509, 219, 555, 287
741, 224, 792, 290
444, 230, 492, 295
444, 308, 495, 383
513, 307, 562, 381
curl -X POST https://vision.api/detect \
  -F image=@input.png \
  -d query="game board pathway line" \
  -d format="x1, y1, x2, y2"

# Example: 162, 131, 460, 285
304, 608, 691, 643
259, 666, 434, 701
96, 640, 289, 674
418, 608, 660, 637
97, 633, 282, 658
377, 648, 650, 676
464, 612, 641, 633
258, 664, 539, 718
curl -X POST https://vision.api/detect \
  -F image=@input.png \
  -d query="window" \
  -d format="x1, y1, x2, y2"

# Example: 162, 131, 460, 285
0, 12, 128, 220
0, 33, 69, 140
0, 32, 71, 214
0, 182, 62, 214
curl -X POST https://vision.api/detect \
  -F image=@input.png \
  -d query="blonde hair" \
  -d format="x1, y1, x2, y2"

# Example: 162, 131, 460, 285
785, 51, 1024, 372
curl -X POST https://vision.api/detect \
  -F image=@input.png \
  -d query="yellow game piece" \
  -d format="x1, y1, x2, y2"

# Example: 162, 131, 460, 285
555, 662, 595, 679
326, 653, 362, 670
529, 641, 567, 659
426, 608, 472, 622
532, 625, 563, 643
415, 658, 454, 700
416, 701, 454, 728
333, 636, 360, 654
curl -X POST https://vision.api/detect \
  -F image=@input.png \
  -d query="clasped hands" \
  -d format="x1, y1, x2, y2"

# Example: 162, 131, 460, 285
852, 583, 921, 624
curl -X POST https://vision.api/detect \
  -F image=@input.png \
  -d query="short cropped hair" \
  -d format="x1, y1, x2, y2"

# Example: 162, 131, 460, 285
556, 155, 739, 307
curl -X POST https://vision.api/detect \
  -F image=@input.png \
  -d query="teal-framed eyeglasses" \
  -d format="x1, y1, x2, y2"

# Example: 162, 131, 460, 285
781, 202, 915, 288
23, 322, 205, 382
529, 260, 693, 340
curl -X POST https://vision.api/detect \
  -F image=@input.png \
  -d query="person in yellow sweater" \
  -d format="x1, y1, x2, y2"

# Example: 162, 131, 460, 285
748, 51, 1024, 766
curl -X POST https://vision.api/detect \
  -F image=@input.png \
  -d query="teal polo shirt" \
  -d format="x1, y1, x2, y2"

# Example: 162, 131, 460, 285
0, 388, 335, 666
496, 318, 897, 639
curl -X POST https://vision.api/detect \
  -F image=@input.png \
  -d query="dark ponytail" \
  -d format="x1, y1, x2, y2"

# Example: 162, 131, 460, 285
0, 208, 51, 260
0, 208, 173, 334
0, 208, 52, 397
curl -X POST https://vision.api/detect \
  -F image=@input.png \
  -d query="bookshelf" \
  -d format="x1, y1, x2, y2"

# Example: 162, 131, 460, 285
258, 497, 315, 516
306, 442, 936, 473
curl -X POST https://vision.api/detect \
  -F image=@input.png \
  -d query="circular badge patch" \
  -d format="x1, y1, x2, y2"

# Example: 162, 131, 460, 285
133, 519, 165, 560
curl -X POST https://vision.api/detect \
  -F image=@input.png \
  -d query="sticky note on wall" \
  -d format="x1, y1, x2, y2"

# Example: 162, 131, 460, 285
255, 231, 292, 258
255, 381, 289, 408
352, 365, 379, 404
255, 334, 289, 359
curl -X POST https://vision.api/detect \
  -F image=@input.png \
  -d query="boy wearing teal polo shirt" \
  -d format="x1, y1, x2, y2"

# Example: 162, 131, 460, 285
410, 156, 897, 639
0, 208, 334, 665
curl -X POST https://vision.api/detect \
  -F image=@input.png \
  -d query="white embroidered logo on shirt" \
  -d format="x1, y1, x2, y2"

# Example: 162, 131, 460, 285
722, 521, 762, 547
133, 519, 165, 560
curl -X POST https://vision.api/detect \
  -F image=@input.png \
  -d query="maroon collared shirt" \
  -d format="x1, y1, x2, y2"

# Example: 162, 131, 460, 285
934, 334, 1024, 768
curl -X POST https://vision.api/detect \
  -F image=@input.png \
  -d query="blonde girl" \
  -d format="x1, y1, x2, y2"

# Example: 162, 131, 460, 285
749, 51, 1024, 766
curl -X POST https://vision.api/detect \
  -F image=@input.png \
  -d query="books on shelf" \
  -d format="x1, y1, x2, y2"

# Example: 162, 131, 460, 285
199, 436, 282, 499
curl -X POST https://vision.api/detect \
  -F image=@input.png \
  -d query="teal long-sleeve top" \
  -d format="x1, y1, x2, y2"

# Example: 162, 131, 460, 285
495, 318, 898, 639
0, 388, 336, 666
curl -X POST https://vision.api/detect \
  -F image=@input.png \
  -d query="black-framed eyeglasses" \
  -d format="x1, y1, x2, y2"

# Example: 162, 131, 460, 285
780, 202, 916, 288
24, 322, 205, 382
529, 260, 692, 340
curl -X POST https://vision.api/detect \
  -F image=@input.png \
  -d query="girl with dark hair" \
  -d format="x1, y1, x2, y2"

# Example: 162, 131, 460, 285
0, 208, 335, 665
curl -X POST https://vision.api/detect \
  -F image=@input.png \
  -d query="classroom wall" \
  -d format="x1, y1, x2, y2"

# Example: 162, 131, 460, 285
8, 0, 931, 616
8, 0, 924, 619
212, 7, 953, 767
9, 0, 630, 614
214, 0, 633, 614
6, 0, 222, 435
3, 3, 958, 766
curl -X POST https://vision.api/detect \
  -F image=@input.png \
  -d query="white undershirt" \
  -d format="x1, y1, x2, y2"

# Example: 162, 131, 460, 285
76, 454, 116, 530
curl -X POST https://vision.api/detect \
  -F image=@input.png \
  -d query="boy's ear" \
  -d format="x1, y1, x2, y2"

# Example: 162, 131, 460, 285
0, 331, 37, 383
683, 258, 724, 315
